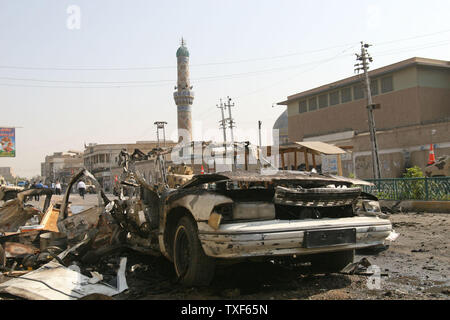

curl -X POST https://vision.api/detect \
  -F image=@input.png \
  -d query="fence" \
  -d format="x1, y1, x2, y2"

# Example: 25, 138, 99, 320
362, 177, 450, 201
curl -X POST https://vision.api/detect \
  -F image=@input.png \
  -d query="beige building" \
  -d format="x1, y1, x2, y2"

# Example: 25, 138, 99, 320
0, 167, 15, 181
41, 151, 84, 184
84, 140, 176, 191
277, 57, 450, 178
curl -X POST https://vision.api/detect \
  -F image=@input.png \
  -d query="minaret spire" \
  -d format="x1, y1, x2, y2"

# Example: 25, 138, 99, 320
174, 39, 194, 143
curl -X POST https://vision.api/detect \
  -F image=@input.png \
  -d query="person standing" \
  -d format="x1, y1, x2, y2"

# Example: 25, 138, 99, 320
77, 180, 86, 199
34, 181, 44, 201
55, 181, 62, 195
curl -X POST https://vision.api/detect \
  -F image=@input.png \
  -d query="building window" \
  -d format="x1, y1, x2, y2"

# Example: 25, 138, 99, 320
329, 91, 339, 106
308, 97, 317, 111
299, 100, 307, 113
370, 79, 379, 95
353, 84, 364, 100
341, 87, 352, 103
319, 94, 328, 108
381, 76, 393, 93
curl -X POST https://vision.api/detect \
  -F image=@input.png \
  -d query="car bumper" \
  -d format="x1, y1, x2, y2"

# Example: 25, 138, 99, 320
198, 217, 392, 258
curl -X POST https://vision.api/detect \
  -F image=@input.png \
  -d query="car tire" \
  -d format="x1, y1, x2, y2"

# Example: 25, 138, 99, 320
310, 249, 354, 273
173, 215, 215, 286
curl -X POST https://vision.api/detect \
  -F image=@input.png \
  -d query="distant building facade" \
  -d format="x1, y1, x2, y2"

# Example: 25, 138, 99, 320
277, 57, 450, 178
83, 140, 176, 191
41, 151, 83, 184
0, 167, 15, 181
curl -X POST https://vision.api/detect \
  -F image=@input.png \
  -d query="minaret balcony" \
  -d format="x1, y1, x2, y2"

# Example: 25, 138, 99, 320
173, 90, 194, 105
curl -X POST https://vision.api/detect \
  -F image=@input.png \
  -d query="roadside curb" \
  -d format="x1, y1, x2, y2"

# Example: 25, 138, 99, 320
380, 200, 450, 213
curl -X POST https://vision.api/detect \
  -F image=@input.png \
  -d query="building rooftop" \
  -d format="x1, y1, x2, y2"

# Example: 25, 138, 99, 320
277, 57, 450, 105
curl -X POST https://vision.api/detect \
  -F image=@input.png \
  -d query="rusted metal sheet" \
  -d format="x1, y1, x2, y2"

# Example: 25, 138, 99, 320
181, 170, 370, 188
0, 188, 54, 233
40, 205, 59, 233
4, 242, 38, 258
57, 206, 102, 243
0, 200, 40, 233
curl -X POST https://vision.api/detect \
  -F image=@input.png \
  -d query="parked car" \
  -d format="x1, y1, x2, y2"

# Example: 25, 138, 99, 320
17, 181, 27, 187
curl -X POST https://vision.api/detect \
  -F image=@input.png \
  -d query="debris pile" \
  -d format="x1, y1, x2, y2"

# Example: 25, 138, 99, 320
0, 169, 134, 300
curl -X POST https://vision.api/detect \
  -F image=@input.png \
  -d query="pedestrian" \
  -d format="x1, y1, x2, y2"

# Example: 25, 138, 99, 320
51, 182, 55, 190
34, 180, 44, 201
77, 180, 86, 199
55, 181, 62, 195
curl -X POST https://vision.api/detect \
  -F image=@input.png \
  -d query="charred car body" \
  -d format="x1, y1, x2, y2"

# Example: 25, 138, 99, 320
107, 143, 393, 286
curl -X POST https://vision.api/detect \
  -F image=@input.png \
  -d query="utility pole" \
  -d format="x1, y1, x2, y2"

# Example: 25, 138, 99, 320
258, 120, 262, 161
224, 96, 235, 143
217, 99, 227, 146
355, 41, 381, 179
154, 121, 167, 147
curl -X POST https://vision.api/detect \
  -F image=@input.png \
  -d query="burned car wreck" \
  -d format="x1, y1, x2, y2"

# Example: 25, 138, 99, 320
0, 142, 394, 296
107, 143, 394, 286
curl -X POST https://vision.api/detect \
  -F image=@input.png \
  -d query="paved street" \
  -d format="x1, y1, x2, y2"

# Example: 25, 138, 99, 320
1, 190, 449, 300
113, 212, 450, 300
25, 195, 450, 300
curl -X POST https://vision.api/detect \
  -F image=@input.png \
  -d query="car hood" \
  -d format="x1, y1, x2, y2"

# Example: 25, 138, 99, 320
180, 170, 373, 189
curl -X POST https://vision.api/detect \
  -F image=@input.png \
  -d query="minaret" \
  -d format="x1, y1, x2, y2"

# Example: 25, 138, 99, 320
173, 38, 194, 143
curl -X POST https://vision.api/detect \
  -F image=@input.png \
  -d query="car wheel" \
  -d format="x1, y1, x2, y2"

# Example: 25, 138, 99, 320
310, 249, 354, 273
173, 216, 215, 286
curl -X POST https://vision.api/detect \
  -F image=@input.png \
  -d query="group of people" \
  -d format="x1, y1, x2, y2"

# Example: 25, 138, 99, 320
50, 181, 63, 195
25, 179, 88, 200
29, 180, 62, 200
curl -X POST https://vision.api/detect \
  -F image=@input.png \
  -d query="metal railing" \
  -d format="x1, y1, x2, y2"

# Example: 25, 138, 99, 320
362, 177, 450, 201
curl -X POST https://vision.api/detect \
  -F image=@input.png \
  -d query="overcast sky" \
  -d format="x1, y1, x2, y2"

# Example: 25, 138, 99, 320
1, 0, 449, 178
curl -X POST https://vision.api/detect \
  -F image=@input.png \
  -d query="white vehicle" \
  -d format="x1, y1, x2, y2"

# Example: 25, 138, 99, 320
108, 144, 393, 286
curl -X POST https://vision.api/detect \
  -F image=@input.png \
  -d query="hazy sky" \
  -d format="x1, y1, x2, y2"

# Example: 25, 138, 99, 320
1, 0, 449, 178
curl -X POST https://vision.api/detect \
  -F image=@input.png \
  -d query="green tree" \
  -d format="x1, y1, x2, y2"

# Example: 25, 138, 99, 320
403, 166, 424, 178
403, 166, 424, 199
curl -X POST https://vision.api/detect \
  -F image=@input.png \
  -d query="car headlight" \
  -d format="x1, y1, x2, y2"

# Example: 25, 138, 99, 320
362, 200, 381, 213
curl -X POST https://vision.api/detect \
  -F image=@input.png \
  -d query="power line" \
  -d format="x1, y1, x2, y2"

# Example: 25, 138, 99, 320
0, 43, 358, 72
1, 37, 448, 90
0, 58, 351, 85
375, 28, 450, 46
234, 44, 357, 100
0, 27, 448, 72
375, 40, 450, 57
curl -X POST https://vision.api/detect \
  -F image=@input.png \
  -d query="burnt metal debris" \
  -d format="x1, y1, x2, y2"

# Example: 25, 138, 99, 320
0, 142, 399, 299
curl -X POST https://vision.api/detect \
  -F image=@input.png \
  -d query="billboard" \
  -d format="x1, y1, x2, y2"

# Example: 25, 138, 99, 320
0, 127, 16, 157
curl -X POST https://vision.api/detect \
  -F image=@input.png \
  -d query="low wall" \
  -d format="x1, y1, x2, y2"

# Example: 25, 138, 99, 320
380, 200, 450, 213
